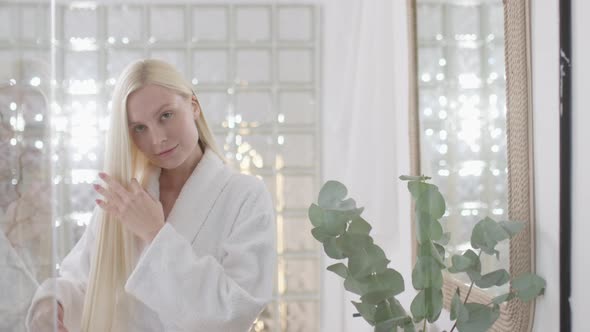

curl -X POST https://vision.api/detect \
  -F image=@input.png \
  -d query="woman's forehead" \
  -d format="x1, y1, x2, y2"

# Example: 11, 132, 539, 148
127, 85, 183, 120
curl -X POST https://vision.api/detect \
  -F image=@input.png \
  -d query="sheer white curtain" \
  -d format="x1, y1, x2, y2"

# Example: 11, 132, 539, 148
320, 1, 413, 331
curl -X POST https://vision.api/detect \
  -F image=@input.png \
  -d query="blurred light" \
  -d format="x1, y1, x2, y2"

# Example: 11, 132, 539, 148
439, 144, 448, 154
30, 77, 41, 86
68, 79, 98, 95
439, 96, 447, 106
235, 114, 242, 123
493, 208, 504, 215
439, 160, 447, 166
458, 73, 482, 89
10, 102, 17, 111
425, 128, 434, 136
424, 108, 432, 116
438, 110, 447, 119
52, 154, 59, 161
421, 73, 431, 82
74, 154, 82, 161
192, 78, 199, 85
458, 160, 485, 177
492, 169, 500, 176
69, 37, 97, 51
235, 135, 242, 145
71, 169, 96, 185
53, 175, 62, 184
71, 212, 93, 227
491, 145, 499, 152
472, 210, 479, 216
122, 37, 129, 44
51, 102, 62, 114
439, 130, 448, 140
489, 94, 498, 105
9, 79, 16, 85
108, 37, 115, 44
35, 140, 44, 149
10, 138, 17, 145
439, 58, 447, 66
277, 114, 285, 123
436, 34, 443, 40
277, 136, 285, 145
461, 210, 470, 216
487, 34, 496, 42
436, 73, 445, 81
438, 169, 450, 177
35, 114, 43, 121
227, 88, 234, 95
88, 152, 97, 161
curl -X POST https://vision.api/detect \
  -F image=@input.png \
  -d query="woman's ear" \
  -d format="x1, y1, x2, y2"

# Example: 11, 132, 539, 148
191, 95, 201, 120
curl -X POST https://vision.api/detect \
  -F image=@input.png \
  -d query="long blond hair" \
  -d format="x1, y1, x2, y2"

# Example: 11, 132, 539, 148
81, 59, 223, 331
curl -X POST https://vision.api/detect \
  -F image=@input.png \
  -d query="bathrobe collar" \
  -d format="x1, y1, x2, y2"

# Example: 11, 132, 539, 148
146, 148, 234, 244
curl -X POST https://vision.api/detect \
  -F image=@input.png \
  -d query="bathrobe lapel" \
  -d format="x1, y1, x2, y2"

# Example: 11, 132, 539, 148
146, 149, 234, 244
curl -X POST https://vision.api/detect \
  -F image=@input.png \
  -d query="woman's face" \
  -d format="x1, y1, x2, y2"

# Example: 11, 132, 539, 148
126, 84, 201, 170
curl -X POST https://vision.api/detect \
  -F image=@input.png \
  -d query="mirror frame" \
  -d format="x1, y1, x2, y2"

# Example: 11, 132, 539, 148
408, 0, 537, 330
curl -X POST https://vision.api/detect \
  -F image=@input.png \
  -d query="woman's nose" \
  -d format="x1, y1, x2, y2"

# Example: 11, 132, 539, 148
151, 127, 168, 145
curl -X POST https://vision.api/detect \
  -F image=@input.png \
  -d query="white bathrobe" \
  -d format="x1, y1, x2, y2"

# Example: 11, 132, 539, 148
26, 148, 277, 332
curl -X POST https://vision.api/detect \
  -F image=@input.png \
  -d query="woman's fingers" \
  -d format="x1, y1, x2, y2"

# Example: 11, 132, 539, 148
98, 172, 129, 202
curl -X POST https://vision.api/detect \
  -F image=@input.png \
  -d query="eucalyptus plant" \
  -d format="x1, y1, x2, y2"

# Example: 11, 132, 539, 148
307, 175, 546, 332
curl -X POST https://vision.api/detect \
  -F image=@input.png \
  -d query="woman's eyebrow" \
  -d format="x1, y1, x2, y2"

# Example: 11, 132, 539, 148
128, 103, 174, 125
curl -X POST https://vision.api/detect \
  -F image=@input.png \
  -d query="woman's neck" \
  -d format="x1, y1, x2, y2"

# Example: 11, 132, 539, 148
160, 143, 204, 192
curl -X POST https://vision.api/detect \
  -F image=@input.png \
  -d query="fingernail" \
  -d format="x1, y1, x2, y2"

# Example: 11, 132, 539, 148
93, 184, 99, 190
98, 172, 105, 179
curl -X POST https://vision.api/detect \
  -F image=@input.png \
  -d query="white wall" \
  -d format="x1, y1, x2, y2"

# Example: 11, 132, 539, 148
529, 0, 560, 331
571, 0, 590, 330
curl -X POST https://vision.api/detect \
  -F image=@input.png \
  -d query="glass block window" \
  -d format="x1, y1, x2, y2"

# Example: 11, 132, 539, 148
416, 0, 509, 295
1, 2, 320, 331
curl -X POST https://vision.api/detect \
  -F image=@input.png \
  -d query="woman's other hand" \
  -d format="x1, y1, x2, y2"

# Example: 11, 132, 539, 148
28, 298, 68, 332
93, 172, 165, 243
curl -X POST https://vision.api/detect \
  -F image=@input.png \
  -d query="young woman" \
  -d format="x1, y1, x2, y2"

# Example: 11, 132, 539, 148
26, 59, 276, 332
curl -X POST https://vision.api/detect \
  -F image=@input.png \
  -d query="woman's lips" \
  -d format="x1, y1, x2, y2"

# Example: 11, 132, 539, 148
157, 145, 177, 157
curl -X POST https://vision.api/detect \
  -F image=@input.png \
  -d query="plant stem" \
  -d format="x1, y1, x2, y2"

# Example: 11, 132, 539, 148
449, 250, 482, 332
423, 318, 427, 332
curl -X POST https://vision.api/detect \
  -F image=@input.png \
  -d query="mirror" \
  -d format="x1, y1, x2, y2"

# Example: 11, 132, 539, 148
408, 0, 535, 330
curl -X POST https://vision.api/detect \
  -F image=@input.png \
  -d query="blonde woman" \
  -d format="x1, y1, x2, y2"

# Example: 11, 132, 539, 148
26, 59, 277, 332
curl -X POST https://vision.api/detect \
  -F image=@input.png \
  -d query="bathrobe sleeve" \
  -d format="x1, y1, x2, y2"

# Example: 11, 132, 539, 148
25, 207, 100, 332
124, 178, 277, 332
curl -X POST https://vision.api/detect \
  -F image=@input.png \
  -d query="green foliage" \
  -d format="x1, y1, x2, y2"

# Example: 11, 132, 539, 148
307, 177, 546, 332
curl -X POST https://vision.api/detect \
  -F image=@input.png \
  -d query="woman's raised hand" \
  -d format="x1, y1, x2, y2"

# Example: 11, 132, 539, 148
93, 172, 165, 243
28, 298, 68, 332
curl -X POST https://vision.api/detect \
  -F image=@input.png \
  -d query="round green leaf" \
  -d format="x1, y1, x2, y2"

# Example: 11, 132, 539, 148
450, 288, 469, 323
349, 215, 372, 235
348, 244, 390, 279
308, 203, 323, 227
351, 300, 376, 325
412, 256, 443, 290
475, 269, 510, 288
311, 226, 331, 243
470, 217, 510, 258
491, 292, 516, 305
512, 272, 546, 302
323, 237, 345, 259
327, 263, 348, 279
416, 187, 446, 219
457, 303, 500, 332
318, 180, 348, 209
359, 268, 405, 304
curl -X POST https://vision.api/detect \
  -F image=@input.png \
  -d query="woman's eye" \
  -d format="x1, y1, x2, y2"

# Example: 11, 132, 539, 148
162, 112, 173, 120
134, 125, 146, 133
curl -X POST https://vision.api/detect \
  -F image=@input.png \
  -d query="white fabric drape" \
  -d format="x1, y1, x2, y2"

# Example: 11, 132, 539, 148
320, 1, 412, 331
